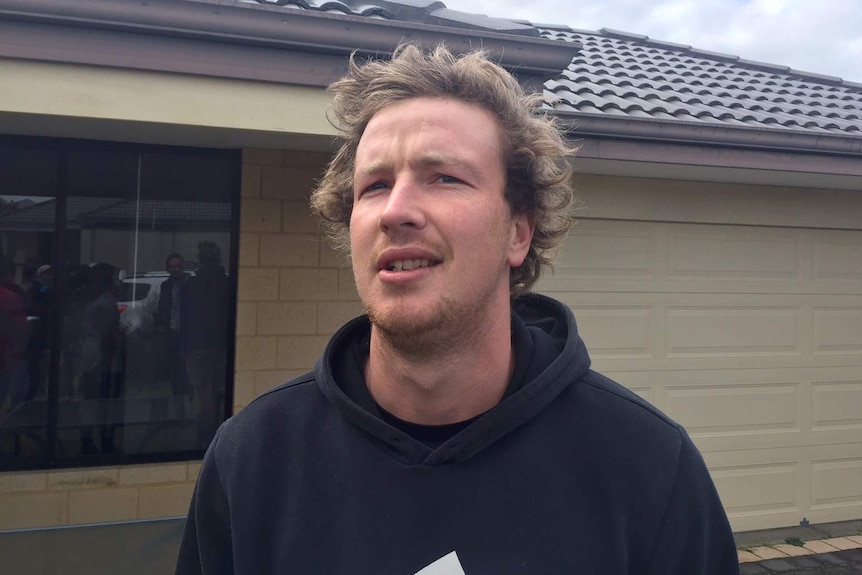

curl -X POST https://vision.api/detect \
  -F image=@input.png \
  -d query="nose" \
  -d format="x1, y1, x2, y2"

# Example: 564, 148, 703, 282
378, 177, 426, 233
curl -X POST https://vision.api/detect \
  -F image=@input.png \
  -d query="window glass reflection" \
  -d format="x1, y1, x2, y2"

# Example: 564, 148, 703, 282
0, 142, 57, 464
0, 139, 237, 468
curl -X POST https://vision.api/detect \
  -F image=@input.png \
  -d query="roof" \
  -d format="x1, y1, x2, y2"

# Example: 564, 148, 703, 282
0, 0, 577, 92
240, 0, 862, 145
2, 0, 860, 159
540, 27, 862, 137
239, 0, 540, 35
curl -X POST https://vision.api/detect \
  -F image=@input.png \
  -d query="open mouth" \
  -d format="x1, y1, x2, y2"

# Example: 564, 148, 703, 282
385, 259, 440, 271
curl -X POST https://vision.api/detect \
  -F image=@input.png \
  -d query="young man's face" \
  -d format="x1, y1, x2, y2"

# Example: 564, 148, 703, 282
167, 258, 184, 279
349, 97, 533, 342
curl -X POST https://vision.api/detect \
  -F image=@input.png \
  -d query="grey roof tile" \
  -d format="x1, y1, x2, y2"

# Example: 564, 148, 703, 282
240, 0, 862, 138
536, 26, 862, 136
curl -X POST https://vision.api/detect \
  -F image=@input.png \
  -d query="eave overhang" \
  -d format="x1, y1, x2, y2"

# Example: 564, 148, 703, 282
0, 0, 581, 89
558, 111, 862, 185
558, 112, 862, 157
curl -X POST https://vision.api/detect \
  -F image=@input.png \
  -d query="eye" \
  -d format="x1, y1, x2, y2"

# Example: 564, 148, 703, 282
358, 180, 390, 197
435, 174, 463, 185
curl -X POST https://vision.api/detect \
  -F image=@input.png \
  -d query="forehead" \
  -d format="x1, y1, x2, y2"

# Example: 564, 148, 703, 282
356, 97, 504, 160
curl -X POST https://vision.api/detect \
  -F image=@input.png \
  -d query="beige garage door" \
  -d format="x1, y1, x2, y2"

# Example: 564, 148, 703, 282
537, 218, 862, 532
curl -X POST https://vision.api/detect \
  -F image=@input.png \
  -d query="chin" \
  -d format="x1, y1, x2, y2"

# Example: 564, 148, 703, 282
368, 303, 446, 338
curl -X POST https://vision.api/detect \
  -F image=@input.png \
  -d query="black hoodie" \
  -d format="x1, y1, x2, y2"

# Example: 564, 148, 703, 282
177, 293, 739, 575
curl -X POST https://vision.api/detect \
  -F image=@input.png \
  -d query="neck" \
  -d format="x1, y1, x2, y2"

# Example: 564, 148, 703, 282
364, 304, 514, 426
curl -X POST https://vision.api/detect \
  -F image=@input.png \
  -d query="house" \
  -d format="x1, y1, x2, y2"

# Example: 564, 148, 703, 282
1, 0, 860, 556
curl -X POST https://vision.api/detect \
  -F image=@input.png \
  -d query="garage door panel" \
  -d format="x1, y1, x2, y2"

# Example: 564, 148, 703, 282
542, 218, 862, 530
710, 462, 801, 516
667, 227, 801, 280
553, 220, 656, 279
599, 368, 862, 453
811, 458, 862, 510
547, 292, 862, 370
593, 356, 862, 372
692, 429, 862, 454
666, 307, 800, 357
812, 307, 862, 354
566, 306, 655, 359
542, 276, 862, 296
811, 380, 862, 431
813, 230, 862, 279
550, 291, 861, 308
704, 443, 862, 530
665, 383, 800, 437
540, 220, 860, 295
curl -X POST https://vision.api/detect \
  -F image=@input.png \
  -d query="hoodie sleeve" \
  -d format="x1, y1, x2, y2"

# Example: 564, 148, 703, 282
175, 433, 234, 575
646, 431, 740, 575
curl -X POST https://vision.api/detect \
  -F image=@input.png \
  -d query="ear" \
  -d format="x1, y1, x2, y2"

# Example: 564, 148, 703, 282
507, 212, 535, 268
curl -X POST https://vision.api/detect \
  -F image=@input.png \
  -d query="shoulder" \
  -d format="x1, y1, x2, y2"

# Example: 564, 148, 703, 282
579, 370, 679, 431
555, 370, 691, 467
234, 372, 317, 419
205, 371, 337, 485
566, 375, 737, 573
214, 373, 321, 443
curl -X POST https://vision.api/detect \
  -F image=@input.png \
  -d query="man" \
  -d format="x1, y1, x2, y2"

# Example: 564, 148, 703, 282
155, 253, 187, 397
24, 264, 54, 401
177, 45, 739, 575
181, 241, 229, 449
77, 262, 122, 453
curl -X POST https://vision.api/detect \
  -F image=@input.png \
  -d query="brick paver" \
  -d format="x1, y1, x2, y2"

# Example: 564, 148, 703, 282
772, 544, 813, 557
803, 540, 841, 554
750, 546, 790, 560
735, 523, 862, 573
821, 537, 862, 551
738, 550, 762, 563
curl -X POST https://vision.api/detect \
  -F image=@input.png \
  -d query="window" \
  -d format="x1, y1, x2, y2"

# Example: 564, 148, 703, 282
0, 136, 239, 469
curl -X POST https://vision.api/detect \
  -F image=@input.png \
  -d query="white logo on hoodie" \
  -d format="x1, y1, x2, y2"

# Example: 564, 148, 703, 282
413, 551, 467, 575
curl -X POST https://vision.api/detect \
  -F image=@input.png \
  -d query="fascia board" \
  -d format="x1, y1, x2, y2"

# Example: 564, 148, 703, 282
0, 0, 580, 85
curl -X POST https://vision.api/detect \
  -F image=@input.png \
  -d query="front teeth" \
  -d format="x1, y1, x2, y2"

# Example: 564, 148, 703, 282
389, 259, 430, 271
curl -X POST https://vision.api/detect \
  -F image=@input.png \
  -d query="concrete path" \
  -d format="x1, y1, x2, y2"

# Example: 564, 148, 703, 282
736, 521, 862, 574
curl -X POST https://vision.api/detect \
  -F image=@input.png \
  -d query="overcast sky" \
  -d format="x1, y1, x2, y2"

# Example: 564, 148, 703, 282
447, 0, 862, 83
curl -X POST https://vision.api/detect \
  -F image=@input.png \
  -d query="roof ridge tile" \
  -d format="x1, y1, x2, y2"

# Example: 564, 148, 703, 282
786, 69, 844, 85
736, 58, 791, 73
643, 38, 692, 51
687, 47, 740, 62
599, 28, 648, 41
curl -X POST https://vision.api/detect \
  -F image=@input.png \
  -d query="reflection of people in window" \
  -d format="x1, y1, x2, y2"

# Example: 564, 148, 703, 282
182, 241, 228, 449
0, 254, 28, 412
155, 253, 187, 397
78, 262, 121, 454
24, 264, 53, 401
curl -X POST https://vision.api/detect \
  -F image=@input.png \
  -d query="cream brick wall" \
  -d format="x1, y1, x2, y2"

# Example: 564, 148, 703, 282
235, 146, 363, 406
0, 147, 365, 531
0, 463, 202, 530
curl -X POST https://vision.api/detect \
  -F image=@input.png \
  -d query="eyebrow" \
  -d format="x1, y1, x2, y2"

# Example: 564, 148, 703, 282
357, 152, 485, 182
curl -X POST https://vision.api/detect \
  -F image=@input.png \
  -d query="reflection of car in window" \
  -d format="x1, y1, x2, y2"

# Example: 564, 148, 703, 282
117, 274, 167, 335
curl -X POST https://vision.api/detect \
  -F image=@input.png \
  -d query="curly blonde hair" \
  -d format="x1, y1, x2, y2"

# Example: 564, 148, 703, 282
311, 44, 576, 297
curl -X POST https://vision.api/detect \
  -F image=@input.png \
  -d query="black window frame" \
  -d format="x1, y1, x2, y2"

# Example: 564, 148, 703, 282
0, 134, 241, 471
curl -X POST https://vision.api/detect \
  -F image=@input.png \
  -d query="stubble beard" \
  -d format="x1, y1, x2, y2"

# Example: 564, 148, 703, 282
364, 279, 504, 362
368, 296, 465, 360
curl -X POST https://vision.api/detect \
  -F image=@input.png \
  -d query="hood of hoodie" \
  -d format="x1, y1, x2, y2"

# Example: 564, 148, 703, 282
315, 293, 591, 465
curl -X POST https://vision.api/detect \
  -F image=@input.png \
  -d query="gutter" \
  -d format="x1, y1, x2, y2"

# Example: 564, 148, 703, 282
0, 0, 580, 88
557, 112, 862, 158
